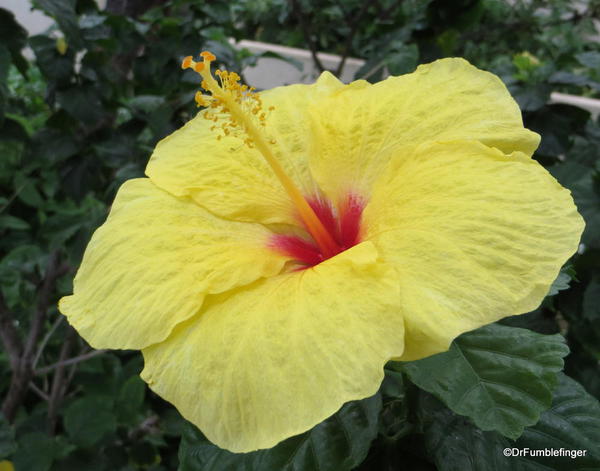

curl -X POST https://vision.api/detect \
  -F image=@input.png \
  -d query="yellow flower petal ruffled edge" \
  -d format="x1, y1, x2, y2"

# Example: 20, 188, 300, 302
364, 139, 584, 361
141, 242, 404, 452
146, 58, 540, 227
59, 179, 288, 350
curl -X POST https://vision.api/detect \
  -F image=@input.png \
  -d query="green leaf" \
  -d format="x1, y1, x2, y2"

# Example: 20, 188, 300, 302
56, 86, 105, 124
423, 374, 600, 471
29, 35, 73, 85
179, 393, 382, 471
515, 374, 600, 468
0, 417, 16, 459
0, 8, 28, 74
548, 269, 573, 297
550, 162, 600, 248
12, 432, 56, 471
64, 397, 117, 448
582, 275, 600, 322
511, 84, 552, 112
576, 51, 600, 71
423, 400, 511, 471
115, 375, 145, 424
33, 0, 84, 49
402, 324, 569, 440
386, 44, 418, 75
0, 215, 30, 231
14, 175, 44, 208
549, 71, 600, 92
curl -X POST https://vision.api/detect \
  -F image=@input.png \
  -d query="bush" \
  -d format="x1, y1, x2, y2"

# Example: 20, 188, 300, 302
1, 1, 599, 470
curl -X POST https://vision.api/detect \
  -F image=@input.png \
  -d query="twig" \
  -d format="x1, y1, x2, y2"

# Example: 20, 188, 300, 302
33, 316, 65, 369
47, 327, 76, 434
29, 382, 50, 401
334, 0, 371, 77
358, 58, 387, 81
35, 349, 108, 375
0, 291, 23, 371
23, 252, 70, 359
290, 0, 326, 72
1, 251, 69, 422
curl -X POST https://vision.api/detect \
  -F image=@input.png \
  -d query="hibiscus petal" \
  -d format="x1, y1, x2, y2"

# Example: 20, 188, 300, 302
309, 58, 541, 202
59, 178, 286, 350
141, 241, 404, 452
363, 140, 584, 361
145, 72, 345, 225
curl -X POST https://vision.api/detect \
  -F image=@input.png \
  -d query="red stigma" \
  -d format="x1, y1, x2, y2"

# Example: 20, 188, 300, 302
271, 193, 365, 268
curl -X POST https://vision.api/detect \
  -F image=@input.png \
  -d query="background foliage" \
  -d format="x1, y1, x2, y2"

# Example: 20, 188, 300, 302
1, 0, 599, 470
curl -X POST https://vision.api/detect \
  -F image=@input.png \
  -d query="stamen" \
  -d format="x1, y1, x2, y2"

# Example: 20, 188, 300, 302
182, 51, 339, 257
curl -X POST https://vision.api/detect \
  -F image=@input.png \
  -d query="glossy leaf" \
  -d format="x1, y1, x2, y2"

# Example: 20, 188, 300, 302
402, 324, 569, 439
423, 374, 600, 471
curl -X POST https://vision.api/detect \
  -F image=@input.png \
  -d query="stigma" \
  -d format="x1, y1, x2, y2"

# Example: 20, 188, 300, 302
272, 194, 365, 268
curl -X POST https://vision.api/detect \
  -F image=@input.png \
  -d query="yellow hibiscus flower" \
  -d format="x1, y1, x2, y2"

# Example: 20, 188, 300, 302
59, 52, 584, 453
0, 461, 14, 471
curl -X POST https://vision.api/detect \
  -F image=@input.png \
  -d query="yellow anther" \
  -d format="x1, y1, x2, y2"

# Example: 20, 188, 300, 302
182, 56, 194, 69
200, 51, 216, 61
181, 50, 340, 256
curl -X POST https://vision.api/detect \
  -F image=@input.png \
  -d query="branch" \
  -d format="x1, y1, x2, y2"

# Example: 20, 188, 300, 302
33, 316, 65, 370
334, 0, 371, 77
23, 251, 70, 360
1, 251, 69, 422
35, 349, 108, 376
0, 291, 23, 371
29, 382, 49, 402
47, 327, 77, 434
290, 0, 326, 72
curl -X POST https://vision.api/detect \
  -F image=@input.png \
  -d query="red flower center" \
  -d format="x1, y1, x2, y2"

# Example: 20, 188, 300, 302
271, 193, 365, 268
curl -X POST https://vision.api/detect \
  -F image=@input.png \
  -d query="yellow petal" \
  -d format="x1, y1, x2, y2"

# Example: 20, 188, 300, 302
141, 242, 403, 452
145, 72, 344, 225
363, 140, 583, 361
309, 58, 540, 202
59, 179, 286, 350
0, 461, 14, 471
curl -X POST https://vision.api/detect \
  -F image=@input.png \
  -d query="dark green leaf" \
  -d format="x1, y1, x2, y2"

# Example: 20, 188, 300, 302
549, 71, 600, 92
64, 397, 117, 448
550, 162, 600, 248
402, 324, 569, 439
0, 417, 16, 459
576, 51, 600, 71
548, 270, 573, 297
511, 84, 552, 112
33, 0, 84, 49
422, 374, 600, 470
0, 8, 28, 74
12, 432, 56, 471
56, 86, 105, 124
515, 374, 600, 468
29, 35, 73, 84
179, 393, 382, 471
115, 375, 145, 424
386, 44, 418, 75
0, 215, 30, 231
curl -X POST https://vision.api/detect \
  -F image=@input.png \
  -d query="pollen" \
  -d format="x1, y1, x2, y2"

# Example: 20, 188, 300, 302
181, 51, 340, 258
181, 51, 274, 144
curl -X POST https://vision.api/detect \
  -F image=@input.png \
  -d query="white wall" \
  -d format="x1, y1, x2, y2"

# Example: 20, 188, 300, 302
0, 0, 106, 36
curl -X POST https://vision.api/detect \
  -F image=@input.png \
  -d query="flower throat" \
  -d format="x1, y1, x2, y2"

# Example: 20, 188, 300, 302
182, 52, 364, 267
